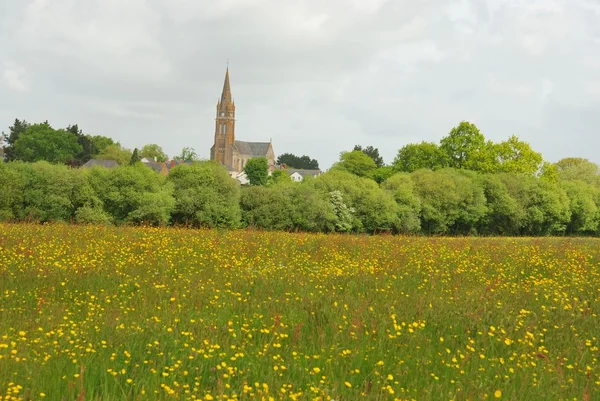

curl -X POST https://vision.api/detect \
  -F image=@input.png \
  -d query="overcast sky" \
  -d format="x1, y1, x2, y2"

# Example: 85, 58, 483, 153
1, 0, 599, 169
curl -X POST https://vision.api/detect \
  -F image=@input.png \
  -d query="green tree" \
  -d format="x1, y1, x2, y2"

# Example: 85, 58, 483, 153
66, 124, 95, 164
409, 168, 486, 234
367, 166, 395, 184
393, 142, 448, 172
240, 185, 295, 231
539, 161, 559, 183
276, 153, 319, 170
0, 132, 6, 162
4, 118, 30, 161
85, 163, 175, 225
381, 173, 422, 233
332, 150, 377, 177
561, 180, 600, 234
440, 121, 486, 170
499, 173, 571, 235
476, 174, 521, 235
0, 162, 25, 220
173, 147, 200, 162
13, 122, 82, 164
244, 157, 269, 186
353, 145, 384, 168
140, 144, 169, 162
130, 148, 140, 165
168, 161, 241, 228
268, 169, 292, 185
2, 161, 81, 222
308, 170, 399, 233
494, 136, 543, 175
96, 144, 133, 165
88, 135, 116, 155
555, 158, 600, 185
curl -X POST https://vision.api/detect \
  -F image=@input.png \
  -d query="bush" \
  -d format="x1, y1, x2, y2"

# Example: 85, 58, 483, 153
168, 162, 241, 228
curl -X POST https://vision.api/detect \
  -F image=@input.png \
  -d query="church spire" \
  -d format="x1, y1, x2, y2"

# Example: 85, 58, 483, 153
220, 67, 232, 107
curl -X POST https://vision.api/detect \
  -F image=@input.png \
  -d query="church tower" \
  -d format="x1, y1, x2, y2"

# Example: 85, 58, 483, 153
211, 67, 236, 166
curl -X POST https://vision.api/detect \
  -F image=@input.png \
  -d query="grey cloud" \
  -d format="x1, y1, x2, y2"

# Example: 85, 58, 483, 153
0, 0, 599, 168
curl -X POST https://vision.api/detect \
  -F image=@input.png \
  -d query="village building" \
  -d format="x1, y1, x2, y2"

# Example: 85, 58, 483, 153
286, 168, 323, 182
209, 68, 275, 174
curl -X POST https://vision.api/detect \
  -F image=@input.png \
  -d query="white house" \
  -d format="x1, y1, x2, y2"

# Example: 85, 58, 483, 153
286, 169, 322, 182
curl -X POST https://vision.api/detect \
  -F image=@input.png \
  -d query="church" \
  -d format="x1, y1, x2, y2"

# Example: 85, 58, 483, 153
210, 68, 275, 173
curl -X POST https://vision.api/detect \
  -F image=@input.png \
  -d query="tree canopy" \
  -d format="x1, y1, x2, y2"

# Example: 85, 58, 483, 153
140, 144, 169, 162
12, 122, 82, 164
96, 144, 133, 165
276, 153, 319, 170
173, 147, 200, 162
353, 145, 384, 168
244, 157, 269, 186
393, 142, 448, 172
332, 150, 377, 177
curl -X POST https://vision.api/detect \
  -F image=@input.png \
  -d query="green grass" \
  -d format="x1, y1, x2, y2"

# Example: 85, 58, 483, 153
0, 223, 599, 400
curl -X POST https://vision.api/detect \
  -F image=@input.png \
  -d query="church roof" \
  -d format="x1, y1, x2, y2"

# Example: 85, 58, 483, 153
233, 141, 271, 157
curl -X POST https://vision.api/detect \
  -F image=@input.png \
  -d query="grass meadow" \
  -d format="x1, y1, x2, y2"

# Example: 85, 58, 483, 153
0, 224, 599, 400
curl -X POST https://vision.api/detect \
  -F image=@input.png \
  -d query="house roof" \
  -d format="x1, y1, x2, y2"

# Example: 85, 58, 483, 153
82, 159, 119, 169
286, 168, 322, 177
233, 141, 271, 157
143, 161, 166, 174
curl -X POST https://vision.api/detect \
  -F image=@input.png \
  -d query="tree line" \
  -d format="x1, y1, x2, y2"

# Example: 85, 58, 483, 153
2, 117, 600, 236
0, 119, 201, 165
0, 157, 599, 236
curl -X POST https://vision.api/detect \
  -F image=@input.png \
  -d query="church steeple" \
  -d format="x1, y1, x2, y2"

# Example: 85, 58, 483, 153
211, 67, 236, 166
219, 67, 232, 108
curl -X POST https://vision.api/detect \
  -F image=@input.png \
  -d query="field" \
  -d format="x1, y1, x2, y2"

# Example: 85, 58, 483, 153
1, 224, 599, 401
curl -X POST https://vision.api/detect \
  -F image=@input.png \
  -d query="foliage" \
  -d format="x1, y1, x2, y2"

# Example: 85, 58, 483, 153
244, 157, 269, 186
173, 147, 200, 162
499, 174, 571, 235
276, 153, 319, 170
382, 173, 422, 233
353, 145, 384, 168
240, 185, 295, 230
493, 136, 543, 175
476, 174, 521, 235
367, 166, 395, 184
555, 158, 600, 185
268, 169, 292, 185
561, 180, 600, 234
130, 148, 140, 165
329, 190, 354, 232
393, 141, 448, 172
309, 170, 399, 233
409, 168, 486, 234
0, 161, 80, 222
84, 163, 175, 225
140, 144, 169, 162
539, 161, 559, 183
96, 144, 133, 165
332, 150, 377, 178
440, 121, 487, 170
12, 122, 83, 164
168, 161, 241, 228
88, 135, 116, 155
3, 118, 30, 161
